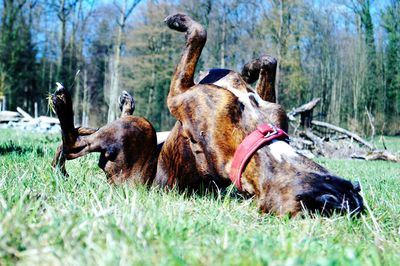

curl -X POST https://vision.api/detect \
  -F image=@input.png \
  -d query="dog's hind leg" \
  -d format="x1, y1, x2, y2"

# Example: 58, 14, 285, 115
52, 142, 68, 176
52, 90, 135, 176
241, 55, 277, 103
52, 84, 78, 147
52, 126, 98, 176
52, 84, 104, 159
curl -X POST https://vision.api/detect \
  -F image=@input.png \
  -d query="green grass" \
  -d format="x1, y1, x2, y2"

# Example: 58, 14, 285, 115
372, 135, 400, 152
0, 129, 399, 265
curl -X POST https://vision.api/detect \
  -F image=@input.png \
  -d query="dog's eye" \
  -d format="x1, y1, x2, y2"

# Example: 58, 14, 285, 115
249, 94, 259, 107
182, 130, 197, 144
181, 132, 190, 141
239, 101, 245, 111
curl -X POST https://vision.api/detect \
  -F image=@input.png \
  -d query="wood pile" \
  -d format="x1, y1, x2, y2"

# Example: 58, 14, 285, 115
288, 98, 399, 163
0, 107, 60, 133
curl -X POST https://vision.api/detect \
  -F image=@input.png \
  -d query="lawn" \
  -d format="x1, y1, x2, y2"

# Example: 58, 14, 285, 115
0, 129, 399, 265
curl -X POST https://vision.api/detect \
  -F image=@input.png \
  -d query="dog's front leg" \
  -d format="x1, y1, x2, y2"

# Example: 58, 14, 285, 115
164, 13, 207, 113
241, 55, 277, 103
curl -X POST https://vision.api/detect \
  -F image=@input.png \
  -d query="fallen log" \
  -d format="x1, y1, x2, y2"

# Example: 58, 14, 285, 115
288, 98, 321, 127
0, 111, 21, 122
288, 98, 321, 118
290, 137, 314, 146
37, 116, 59, 124
302, 129, 325, 156
311, 120, 374, 150
351, 150, 400, 163
287, 99, 398, 163
17, 107, 34, 121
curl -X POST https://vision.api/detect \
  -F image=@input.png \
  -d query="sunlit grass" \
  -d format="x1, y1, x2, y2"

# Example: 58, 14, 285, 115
373, 135, 400, 152
0, 129, 399, 265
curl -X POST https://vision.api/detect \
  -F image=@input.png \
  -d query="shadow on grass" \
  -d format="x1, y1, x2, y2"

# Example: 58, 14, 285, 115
0, 140, 44, 156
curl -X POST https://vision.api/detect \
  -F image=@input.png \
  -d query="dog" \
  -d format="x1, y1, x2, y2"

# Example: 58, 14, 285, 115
52, 13, 364, 216
153, 13, 363, 216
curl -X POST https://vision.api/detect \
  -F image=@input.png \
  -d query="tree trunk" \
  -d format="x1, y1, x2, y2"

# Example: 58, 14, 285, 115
107, 0, 141, 122
274, 0, 284, 104
73, 72, 80, 123
108, 2, 125, 122
220, 2, 226, 68
82, 69, 89, 126
57, 0, 67, 83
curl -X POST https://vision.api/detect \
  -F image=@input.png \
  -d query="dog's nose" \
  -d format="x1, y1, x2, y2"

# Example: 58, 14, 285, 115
350, 192, 364, 215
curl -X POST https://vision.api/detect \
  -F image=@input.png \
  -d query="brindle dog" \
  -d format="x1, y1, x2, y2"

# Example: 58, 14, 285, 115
52, 13, 363, 217
154, 13, 363, 216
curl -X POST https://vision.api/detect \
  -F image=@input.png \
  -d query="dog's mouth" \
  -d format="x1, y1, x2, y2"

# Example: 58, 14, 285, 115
317, 193, 363, 216
297, 178, 364, 216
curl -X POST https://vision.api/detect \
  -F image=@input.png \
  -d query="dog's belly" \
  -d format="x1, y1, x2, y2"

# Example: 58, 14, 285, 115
157, 131, 171, 144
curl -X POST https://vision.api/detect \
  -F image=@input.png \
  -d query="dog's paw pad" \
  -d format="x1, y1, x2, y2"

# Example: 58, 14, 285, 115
119, 91, 133, 105
119, 91, 135, 113
54, 82, 67, 95
164, 13, 191, 32
259, 55, 277, 69
52, 83, 70, 106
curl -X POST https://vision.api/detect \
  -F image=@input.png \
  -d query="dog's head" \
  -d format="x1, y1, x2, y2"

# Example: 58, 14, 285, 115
169, 72, 363, 216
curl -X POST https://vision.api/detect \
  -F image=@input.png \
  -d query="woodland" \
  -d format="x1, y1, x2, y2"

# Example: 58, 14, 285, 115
0, 0, 399, 134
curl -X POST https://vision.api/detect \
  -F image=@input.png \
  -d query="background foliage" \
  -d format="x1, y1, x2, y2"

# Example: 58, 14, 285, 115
0, 0, 399, 134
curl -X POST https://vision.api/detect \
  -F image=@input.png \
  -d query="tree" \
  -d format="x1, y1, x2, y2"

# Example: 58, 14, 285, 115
0, 0, 38, 112
261, 0, 294, 103
53, 0, 79, 84
122, 0, 179, 130
382, 0, 400, 132
87, 15, 114, 126
0, 0, 397, 135
350, 0, 379, 127
107, 0, 141, 123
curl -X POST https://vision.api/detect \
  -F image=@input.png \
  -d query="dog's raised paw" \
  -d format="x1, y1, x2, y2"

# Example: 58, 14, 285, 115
54, 82, 66, 95
119, 90, 135, 113
52, 83, 70, 107
259, 55, 277, 70
164, 13, 191, 32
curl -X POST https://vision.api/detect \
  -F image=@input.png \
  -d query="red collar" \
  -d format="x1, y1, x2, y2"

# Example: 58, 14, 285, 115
229, 124, 288, 191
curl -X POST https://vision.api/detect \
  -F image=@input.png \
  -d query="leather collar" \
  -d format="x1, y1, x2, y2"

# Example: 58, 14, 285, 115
229, 124, 289, 191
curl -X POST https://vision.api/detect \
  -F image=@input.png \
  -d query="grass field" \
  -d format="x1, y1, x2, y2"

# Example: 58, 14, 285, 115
0, 129, 399, 265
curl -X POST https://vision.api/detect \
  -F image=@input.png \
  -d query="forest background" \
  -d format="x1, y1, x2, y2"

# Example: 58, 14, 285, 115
0, 0, 399, 134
